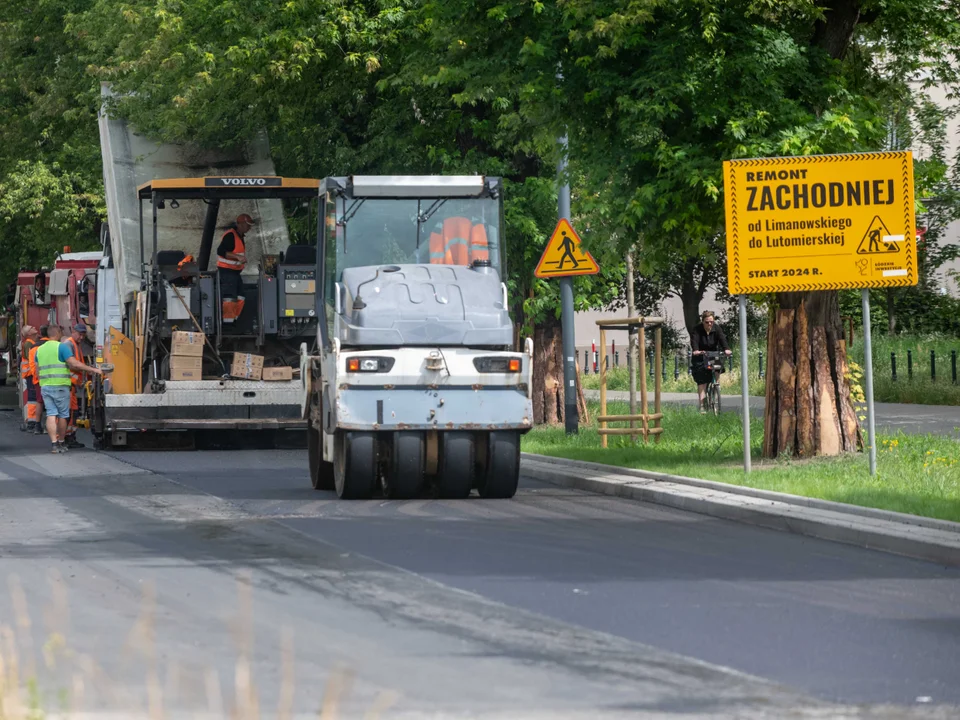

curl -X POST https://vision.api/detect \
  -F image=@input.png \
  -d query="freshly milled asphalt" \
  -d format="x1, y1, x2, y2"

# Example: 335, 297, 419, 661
1, 412, 959, 716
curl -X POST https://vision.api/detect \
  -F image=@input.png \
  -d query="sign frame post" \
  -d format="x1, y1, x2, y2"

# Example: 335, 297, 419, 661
558, 137, 579, 435
554, 67, 579, 436
738, 295, 751, 473
861, 289, 877, 476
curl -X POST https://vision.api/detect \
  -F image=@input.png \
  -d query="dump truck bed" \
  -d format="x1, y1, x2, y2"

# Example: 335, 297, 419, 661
97, 83, 293, 304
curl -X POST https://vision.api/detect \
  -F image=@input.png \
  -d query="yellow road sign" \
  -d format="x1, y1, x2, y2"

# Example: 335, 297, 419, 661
723, 152, 916, 294
534, 219, 600, 278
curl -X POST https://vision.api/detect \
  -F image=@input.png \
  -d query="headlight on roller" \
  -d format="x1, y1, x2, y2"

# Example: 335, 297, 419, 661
345, 357, 395, 373
473, 357, 521, 373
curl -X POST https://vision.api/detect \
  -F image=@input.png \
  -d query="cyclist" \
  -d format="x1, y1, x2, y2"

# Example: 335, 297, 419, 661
690, 310, 731, 413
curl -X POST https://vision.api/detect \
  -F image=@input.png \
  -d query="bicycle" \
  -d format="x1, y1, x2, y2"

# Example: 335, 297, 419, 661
702, 351, 725, 416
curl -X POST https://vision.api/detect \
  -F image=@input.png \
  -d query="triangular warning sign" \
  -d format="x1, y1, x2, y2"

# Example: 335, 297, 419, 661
534, 219, 600, 278
857, 216, 901, 255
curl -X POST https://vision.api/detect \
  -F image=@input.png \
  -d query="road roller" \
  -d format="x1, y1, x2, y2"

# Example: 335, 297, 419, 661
302, 175, 533, 499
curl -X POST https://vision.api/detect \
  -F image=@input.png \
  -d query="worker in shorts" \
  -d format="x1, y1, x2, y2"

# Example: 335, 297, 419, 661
63, 323, 88, 448
36, 326, 102, 453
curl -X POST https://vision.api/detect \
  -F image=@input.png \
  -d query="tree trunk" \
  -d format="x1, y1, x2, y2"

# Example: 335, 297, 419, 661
774, 310, 797, 456
679, 258, 705, 335
834, 339, 863, 452
812, 0, 862, 60
532, 317, 563, 426
764, 292, 860, 458
795, 301, 815, 458
762, 309, 778, 458
575, 362, 589, 424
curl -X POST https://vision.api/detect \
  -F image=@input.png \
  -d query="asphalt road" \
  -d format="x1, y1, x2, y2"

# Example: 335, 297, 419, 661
587, 390, 960, 437
1, 415, 959, 717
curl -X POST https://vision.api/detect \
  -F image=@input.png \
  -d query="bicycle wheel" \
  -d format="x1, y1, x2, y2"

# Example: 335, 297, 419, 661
706, 380, 720, 416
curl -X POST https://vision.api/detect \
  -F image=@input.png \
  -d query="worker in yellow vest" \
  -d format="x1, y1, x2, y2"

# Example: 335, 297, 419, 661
36, 325, 102, 453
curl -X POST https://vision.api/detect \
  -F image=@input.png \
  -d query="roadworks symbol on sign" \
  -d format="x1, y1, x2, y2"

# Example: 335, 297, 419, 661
857, 215, 901, 255
534, 219, 600, 278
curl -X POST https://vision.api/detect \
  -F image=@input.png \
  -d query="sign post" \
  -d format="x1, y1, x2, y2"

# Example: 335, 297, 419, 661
738, 295, 751, 473
557, 143, 578, 435
861, 289, 877, 475
535, 202, 600, 435
723, 151, 916, 475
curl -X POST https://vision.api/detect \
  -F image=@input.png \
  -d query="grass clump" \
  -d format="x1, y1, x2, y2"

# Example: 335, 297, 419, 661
523, 401, 960, 523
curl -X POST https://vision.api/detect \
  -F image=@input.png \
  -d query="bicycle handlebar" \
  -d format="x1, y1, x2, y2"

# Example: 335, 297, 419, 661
702, 351, 725, 371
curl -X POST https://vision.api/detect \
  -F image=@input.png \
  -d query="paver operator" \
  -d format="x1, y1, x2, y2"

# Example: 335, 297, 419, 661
216, 213, 256, 323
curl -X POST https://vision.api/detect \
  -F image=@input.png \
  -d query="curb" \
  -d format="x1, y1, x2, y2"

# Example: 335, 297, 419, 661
521, 453, 960, 567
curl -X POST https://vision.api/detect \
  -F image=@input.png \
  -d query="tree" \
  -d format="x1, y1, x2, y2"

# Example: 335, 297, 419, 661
554, 0, 959, 458
72, 0, 626, 425
760, 0, 960, 459
0, 0, 104, 284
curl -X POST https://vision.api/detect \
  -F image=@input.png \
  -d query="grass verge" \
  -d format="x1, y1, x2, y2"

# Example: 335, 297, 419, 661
523, 401, 960, 523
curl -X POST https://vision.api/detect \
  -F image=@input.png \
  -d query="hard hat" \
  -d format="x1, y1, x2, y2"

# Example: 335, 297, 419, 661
73, 323, 87, 333
21, 325, 36, 338
237, 213, 257, 225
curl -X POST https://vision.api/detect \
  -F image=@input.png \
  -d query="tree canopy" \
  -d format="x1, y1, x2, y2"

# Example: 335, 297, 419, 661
0, 0, 958, 331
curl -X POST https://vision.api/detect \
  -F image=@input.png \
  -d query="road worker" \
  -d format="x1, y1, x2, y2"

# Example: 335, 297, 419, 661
28, 325, 50, 434
19, 325, 41, 432
36, 325, 101, 453
428, 215, 490, 266
63, 323, 88, 449
217, 213, 255, 323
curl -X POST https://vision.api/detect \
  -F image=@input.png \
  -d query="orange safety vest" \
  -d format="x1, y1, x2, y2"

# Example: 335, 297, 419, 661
65, 336, 83, 385
20, 338, 37, 379
28, 338, 48, 383
428, 218, 490, 266
216, 229, 246, 271
469, 224, 489, 263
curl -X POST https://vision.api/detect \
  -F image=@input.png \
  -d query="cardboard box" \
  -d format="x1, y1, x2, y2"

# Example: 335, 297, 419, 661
170, 366, 203, 381
230, 364, 262, 381
172, 331, 204, 357
262, 366, 293, 381
230, 352, 264, 381
169, 355, 203, 381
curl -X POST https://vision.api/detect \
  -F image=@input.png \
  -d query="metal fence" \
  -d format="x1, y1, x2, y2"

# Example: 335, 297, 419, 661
576, 347, 768, 381
576, 346, 958, 384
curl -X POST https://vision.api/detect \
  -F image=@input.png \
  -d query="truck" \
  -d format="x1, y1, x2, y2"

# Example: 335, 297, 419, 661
301, 175, 533, 499
9, 252, 100, 429
91, 87, 319, 448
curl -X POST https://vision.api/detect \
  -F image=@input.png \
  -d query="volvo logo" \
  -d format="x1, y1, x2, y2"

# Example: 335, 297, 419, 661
204, 177, 282, 187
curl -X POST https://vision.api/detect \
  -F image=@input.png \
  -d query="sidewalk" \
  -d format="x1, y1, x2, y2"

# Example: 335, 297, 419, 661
585, 389, 960, 437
